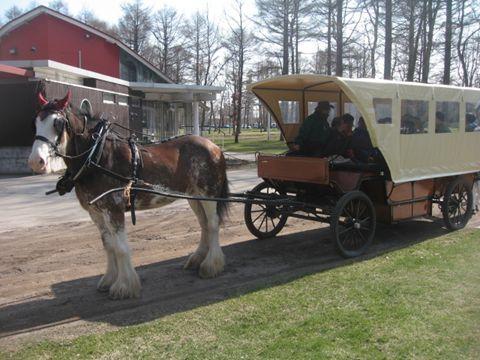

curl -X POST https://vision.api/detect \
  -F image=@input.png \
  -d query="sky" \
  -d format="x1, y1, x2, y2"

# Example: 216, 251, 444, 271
0, 0, 257, 27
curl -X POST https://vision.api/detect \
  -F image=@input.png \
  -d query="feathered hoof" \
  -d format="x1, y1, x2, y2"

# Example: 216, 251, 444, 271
184, 252, 206, 270
108, 272, 141, 300
97, 273, 116, 293
199, 254, 225, 279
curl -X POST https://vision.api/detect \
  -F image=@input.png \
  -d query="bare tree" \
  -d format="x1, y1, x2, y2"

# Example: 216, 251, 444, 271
225, 0, 253, 143
77, 8, 118, 37
151, 6, 185, 81
118, 0, 152, 55
4, 6, 23, 21
48, 1, 69, 15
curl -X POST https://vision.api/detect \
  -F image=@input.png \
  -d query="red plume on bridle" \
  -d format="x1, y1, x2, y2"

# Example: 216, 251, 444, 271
54, 90, 71, 110
37, 90, 71, 110
37, 92, 49, 107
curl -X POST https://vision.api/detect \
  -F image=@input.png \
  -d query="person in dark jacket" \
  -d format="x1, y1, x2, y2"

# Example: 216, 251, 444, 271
323, 114, 354, 157
350, 117, 374, 162
292, 101, 333, 156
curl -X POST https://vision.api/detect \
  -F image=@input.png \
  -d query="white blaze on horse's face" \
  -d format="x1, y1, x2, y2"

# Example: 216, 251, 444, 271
28, 113, 66, 174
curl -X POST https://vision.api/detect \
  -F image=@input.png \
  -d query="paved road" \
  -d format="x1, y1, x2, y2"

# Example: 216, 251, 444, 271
0, 166, 260, 234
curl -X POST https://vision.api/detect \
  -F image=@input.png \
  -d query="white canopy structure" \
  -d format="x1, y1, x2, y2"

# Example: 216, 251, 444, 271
248, 74, 480, 183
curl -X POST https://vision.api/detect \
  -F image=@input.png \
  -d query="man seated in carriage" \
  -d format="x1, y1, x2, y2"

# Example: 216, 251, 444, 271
323, 114, 354, 158
291, 101, 333, 156
350, 117, 375, 162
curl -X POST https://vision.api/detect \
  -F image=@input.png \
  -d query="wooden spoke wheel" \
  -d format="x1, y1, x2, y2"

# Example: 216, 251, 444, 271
244, 181, 288, 239
442, 177, 473, 230
330, 191, 376, 258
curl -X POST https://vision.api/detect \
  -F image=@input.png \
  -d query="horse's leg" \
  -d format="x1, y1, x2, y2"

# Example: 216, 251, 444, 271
198, 200, 225, 278
89, 209, 118, 292
90, 207, 141, 299
184, 200, 209, 270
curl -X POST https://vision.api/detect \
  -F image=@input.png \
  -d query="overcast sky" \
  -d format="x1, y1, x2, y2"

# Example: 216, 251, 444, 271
0, 0, 257, 28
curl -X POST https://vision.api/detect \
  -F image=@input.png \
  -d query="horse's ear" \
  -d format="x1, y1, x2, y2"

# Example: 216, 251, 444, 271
55, 90, 71, 110
38, 92, 49, 107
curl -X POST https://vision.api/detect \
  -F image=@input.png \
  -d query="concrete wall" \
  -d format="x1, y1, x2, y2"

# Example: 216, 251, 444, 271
0, 147, 31, 174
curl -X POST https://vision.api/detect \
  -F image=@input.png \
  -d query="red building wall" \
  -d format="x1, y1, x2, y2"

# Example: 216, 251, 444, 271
0, 13, 120, 78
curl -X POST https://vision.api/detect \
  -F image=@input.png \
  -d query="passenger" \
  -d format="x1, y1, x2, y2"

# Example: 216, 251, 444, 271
435, 111, 451, 133
351, 117, 374, 162
466, 113, 478, 132
292, 101, 333, 156
323, 114, 354, 157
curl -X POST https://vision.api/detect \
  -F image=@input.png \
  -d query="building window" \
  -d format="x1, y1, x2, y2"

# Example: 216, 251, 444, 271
401, 100, 429, 134
103, 93, 115, 104
373, 98, 392, 124
117, 95, 128, 106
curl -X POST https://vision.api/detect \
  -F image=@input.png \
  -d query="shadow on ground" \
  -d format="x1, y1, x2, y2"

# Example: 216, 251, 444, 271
0, 218, 450, 339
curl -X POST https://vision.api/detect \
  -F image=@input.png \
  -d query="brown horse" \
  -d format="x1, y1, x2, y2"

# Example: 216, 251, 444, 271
28, 91, 229, 299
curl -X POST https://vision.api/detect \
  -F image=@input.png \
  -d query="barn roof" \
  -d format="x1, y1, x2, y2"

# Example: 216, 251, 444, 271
0, 5, 173, 84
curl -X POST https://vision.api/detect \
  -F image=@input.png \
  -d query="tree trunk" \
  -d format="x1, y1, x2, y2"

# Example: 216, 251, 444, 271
384, 0, 392, 79
282, 0, 289, 75
443, 0, 452, 84
335, 0, 343, 76
327, 0, 332, 75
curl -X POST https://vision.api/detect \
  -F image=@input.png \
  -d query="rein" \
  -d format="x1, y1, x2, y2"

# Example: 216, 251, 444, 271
44, 116, 143, 225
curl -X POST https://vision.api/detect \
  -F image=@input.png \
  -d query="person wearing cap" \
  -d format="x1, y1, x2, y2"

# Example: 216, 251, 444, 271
292, 101, 332, 156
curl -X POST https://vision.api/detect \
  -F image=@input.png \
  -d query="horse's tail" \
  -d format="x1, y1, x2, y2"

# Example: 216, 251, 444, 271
217, 175, 230, 225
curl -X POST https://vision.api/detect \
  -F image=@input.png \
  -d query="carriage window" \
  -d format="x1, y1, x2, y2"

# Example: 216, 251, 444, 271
401, 100, 429, 134
373, 98, 392, 124
465, 102, 480, 132
435, 101, 459, 133
279, 101, 299, 124
344, 102, 361, 125
102, 93, 115, 104
307, 101, 337, 123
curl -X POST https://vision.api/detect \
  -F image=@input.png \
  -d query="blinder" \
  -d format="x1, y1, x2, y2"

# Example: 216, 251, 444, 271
34, 109, 70, 155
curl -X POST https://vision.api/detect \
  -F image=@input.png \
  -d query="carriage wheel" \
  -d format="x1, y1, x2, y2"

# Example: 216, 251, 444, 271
441, 177, 473, 230
330, 191, 376, 258
244, 181, 288, 239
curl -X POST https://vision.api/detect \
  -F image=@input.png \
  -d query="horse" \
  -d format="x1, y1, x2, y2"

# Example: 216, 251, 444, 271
28, 91, 229, 299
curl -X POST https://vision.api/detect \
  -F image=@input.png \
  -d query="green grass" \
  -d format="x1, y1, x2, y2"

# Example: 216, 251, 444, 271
204, 129, 288, 154
3, 230, 480, 359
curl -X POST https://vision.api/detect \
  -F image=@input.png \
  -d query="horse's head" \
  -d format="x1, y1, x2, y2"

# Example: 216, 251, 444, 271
28, 91, 71, 174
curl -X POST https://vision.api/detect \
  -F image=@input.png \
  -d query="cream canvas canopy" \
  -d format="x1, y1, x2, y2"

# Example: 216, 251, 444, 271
248, 74, 480, 184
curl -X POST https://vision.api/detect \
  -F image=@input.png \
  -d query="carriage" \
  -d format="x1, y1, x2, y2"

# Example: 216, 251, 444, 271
243, 75, 480, 257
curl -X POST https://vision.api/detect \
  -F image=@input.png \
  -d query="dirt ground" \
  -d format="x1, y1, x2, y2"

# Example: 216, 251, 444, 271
1, 178, 479, 350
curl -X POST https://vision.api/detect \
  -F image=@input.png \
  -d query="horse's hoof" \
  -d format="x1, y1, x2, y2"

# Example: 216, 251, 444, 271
199, 258, 225, 279
97, 284, 110, 293
184, 252, 205, 270
108, 274, 141, 300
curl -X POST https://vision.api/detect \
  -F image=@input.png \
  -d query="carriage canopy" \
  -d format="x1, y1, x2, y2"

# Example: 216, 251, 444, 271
248, 74, 480, 184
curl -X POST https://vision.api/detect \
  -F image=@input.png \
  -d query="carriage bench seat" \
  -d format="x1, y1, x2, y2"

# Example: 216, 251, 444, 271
257, 155, 329, 184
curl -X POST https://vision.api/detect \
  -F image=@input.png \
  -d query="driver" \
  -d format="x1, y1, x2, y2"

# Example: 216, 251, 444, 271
292, 101, 333, 156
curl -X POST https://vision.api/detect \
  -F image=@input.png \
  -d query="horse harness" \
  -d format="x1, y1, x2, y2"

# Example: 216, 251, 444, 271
38, 109, 143, 225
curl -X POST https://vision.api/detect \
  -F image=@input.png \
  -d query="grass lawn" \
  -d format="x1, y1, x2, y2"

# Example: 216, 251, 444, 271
3, 229, 480, 359
204, 129, 288, 154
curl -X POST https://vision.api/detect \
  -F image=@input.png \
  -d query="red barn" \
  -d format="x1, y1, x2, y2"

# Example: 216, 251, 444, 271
0, 6, 222, 173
